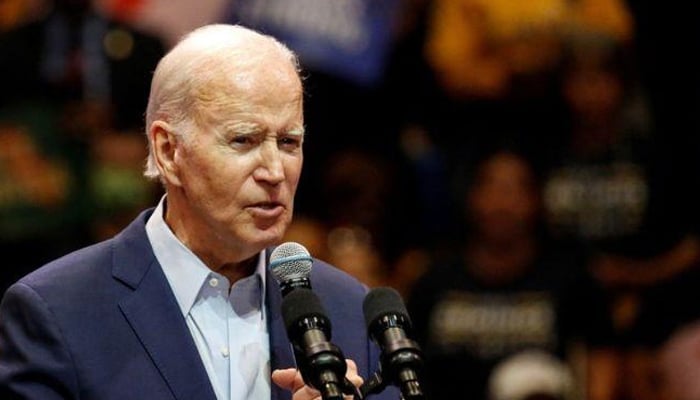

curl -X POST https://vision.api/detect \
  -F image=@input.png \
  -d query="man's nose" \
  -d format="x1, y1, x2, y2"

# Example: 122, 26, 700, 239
254, 139, 284, 184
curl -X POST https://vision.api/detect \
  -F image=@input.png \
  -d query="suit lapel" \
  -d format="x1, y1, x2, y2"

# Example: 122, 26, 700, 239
112, 211, 217, 400
111, 214, 299, 400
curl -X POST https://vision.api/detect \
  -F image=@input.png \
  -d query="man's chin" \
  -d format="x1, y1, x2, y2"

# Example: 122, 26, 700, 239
249, 226, 287, 248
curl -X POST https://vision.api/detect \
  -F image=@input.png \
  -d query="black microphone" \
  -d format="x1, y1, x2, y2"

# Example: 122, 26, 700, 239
362, 287, 426, 400
281, 288, 350, 400
270, 242, 359, 400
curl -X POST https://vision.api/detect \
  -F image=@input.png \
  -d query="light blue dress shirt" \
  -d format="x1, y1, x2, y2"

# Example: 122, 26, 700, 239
145, 197, 271, 400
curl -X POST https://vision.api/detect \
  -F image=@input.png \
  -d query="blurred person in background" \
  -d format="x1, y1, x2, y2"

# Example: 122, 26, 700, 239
541, 40, 700, 399
407, 144, 619, 400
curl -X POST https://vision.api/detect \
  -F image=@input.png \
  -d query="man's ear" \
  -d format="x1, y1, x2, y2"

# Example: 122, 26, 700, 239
150, 121, 183, 187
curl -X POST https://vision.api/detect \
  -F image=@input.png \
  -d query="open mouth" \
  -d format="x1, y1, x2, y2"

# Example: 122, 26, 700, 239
252, 201, 282, 210
247, 201, 285, 217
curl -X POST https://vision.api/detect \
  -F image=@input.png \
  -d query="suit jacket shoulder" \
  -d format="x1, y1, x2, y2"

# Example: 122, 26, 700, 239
0, 209, 216, 400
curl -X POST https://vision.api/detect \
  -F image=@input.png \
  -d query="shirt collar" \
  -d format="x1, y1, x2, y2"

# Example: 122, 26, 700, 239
145, 196, 267, 316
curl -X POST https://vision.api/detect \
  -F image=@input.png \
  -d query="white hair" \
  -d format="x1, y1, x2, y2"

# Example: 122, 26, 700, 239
143, 24, 301, 180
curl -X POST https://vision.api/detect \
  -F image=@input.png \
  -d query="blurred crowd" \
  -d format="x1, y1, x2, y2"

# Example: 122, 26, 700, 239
2, 0, 700, 399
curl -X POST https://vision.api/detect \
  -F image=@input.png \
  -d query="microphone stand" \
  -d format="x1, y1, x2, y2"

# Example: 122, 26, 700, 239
360, 369, 425, 400
291, 340, 364, 400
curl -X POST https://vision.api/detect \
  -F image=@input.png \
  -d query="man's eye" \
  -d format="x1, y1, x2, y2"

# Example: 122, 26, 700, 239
230, 135, 257, 148
278, 136, 302, 151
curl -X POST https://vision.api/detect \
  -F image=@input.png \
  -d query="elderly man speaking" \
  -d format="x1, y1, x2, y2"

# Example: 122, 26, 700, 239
0, 24, 398, 400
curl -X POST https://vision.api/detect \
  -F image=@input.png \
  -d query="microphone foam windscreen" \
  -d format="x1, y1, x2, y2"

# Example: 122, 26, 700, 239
281, 287, 330, 333
362, 287, 411, 329
270, 242, 313, 283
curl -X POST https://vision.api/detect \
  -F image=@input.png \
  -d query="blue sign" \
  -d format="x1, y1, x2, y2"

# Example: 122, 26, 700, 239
228, 0, 401, 87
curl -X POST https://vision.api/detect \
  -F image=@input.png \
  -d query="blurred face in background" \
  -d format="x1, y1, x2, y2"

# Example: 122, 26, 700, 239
467, 152, 540, 244
564, 63, 623, 125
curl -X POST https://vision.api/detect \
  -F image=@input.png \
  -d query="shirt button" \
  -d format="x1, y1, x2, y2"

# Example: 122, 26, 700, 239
209, 278, 219, 288
221, 347, 230, 358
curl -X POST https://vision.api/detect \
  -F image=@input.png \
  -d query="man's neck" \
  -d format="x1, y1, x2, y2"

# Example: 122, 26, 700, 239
212, 256, 259, 286
163, 195, 260, 284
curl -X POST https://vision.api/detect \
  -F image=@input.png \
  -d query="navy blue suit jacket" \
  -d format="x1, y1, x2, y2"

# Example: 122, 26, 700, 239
0, 209, 399, 400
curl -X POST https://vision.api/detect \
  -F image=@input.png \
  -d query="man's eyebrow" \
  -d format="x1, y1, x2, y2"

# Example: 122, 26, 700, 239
287, 127, 305, 136
220, 122, 305, 139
